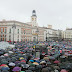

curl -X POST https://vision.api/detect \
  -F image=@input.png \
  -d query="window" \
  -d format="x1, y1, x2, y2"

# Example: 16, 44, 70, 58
4, 28, 6, 33
9, 38, 11, 41
9, 35, 11, 41
18, 29, 19, 34
1, 28, 3, 33
24, 30, 25, 34
21, 30, 23, 34
9, 29, 11, 33
5, 38, 6, 41
18, 39, 19, 41
18, 35, 19, 38
21, 39, 22, 41
5, 35, 6, 37
1, 35, 2, 37
1, 38, 2, 41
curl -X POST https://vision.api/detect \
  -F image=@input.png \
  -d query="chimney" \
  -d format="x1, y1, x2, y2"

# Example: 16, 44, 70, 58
48, 25, 52, 29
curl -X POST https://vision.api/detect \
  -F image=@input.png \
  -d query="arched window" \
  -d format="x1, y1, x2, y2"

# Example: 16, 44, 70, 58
18, 29, 19, 34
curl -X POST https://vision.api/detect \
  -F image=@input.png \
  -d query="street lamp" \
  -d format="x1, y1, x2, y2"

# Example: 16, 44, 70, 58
12, 22, 16, 44
36, 27, 39, 43
46, 33, 47, 41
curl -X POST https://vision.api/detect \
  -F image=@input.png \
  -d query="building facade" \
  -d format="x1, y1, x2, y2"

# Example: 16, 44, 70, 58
0, 20, 32, 42
0, 10, 63, 42
64, 28, 72, 41
44, 26, 63, 41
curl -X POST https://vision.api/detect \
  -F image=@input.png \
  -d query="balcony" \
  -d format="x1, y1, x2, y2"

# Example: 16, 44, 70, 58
32, 33, 38, 35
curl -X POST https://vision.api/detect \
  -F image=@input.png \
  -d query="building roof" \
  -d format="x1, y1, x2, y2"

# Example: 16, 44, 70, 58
0, 20, 32, 26
66, 28, 72, 30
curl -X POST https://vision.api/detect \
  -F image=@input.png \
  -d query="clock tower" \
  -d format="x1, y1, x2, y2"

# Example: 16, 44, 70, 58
31, 10, 38, 27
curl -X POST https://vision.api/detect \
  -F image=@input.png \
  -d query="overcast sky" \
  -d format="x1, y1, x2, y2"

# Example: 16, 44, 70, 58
0, 0, 72, 30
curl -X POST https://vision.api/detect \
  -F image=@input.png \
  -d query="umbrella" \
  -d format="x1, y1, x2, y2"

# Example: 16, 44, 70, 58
25, 70, 32, 72
1, 67, 10, 71
40, 61, 46, 64
28, 67, 35, 71
35, 60, 40, 63
33, 62, 39, 65
4, 54, 8, 56
43, 57, 49, 60
19, 57, 24, 60
60, 69, 67, 72
1, 61, 8, 64
6, 58, 11, 61
15, 61, 20, 64
42, 68, 49, 72
0, 64, 8, 67
60, 56, 66, 58
29, 63, 35, 67
46, 62, 51, 65
20, 71, 25, 72
29, 60, 34, 62
36, 65, 42, 69
12, 67, 21, 71
54, 60, 60, 64
9, 62, 15, 66
21, 60, 26, 63
2, 70, 9, 72
21, 64, 29, 68
54, 66, 60, 70
46, 67, 52, 71
34, 58, 40, 60
8, 51, 13, 53
65, 63, 72, 70
49, 56, 55, 60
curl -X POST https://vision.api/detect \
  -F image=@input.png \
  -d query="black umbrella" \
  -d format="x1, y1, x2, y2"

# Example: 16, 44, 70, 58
6, 58, 11, 61
65, 63, 72, 70
28, 67, 35, 71
2, 70, 9, 72
25, 70, 32, 72
46, 62, 51, 65
46, 67, 52, 72
60, 65, 66, 69
36, 65, 42, 69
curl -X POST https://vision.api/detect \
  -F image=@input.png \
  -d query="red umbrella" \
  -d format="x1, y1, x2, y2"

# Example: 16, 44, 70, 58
60, 69, 68, 72
0, 64, 7, 67
21, 60, 26, 63
54, 60, 60, 64
20, 52, 24, 54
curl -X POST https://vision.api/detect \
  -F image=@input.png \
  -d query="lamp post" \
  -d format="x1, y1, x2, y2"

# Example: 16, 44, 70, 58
12, 22, 16, 44
36, 27, 39, 43
46, 33, 47, 41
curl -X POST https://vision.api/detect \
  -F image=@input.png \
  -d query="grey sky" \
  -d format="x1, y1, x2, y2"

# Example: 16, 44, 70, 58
0, 0, 72, 30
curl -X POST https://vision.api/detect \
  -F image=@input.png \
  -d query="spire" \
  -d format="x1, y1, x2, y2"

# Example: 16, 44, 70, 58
32, 10, 36, 16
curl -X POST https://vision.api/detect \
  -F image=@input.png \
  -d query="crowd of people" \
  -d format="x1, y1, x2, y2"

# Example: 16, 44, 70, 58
0, 41, 72, 72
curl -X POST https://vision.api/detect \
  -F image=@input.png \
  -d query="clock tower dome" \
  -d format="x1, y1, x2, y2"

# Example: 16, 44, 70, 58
31, 10, 38, 27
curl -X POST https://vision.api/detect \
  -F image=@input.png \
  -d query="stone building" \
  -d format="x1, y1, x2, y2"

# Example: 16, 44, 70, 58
64, 28, 72, 41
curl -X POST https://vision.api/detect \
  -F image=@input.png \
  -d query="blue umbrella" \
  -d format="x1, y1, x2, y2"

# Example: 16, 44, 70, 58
29, 60, 34, 62
1, 67, 10, 71
35, 60, 40, 63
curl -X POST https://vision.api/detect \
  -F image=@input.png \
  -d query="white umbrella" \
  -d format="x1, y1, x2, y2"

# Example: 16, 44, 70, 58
4, 53, 8, 56
8, 51, 13, 53
9, 62, 15, 66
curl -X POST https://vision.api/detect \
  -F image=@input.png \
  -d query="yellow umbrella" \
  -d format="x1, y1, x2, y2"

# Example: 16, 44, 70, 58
19, 57, 24, 60
33, 62, 39, 65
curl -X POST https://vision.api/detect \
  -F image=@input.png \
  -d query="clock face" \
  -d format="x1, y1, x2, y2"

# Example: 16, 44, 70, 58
32, 18, 34, 21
